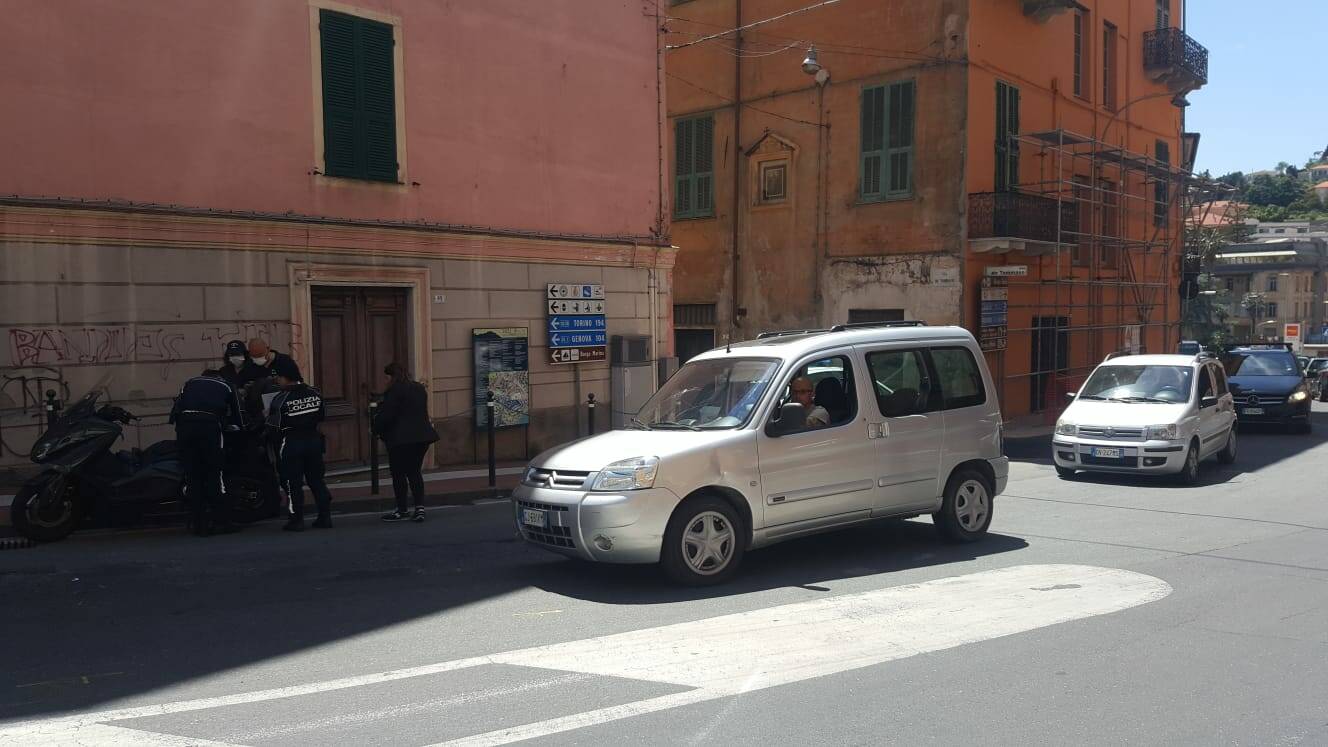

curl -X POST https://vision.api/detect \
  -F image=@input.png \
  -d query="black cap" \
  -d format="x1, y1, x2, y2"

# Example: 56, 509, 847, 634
272, 356, 302, 382
224, 340, 247, 357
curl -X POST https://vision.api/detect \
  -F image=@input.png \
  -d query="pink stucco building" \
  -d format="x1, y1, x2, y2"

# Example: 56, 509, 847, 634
0, 0, 674, 467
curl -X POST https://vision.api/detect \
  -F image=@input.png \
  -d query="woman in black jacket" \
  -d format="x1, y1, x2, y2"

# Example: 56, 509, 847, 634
375, 363, 439, 522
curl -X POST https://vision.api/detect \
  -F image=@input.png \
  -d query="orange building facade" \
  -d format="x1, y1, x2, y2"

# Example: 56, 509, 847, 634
666, 0, 1203, 421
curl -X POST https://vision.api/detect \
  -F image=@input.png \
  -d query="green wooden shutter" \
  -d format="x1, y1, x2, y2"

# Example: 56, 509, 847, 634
1154, 140, 1170, 226
674, 118, 694, 217
860, 86, 886, 200
674, 116, 713, 218
694, 116, 714, 215
361, 19, 398, 182
886, 81, 915, 198
320, 10, 359, 178
320, 9, 397, 183
995, 82, 1020, 191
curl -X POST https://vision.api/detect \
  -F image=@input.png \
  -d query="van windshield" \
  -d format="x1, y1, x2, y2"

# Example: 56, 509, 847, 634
634, 357, 780, 430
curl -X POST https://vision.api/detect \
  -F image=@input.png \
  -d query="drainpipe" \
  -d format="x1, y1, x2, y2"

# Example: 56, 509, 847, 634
647, 243, 660, 391
729, 0, 743, 342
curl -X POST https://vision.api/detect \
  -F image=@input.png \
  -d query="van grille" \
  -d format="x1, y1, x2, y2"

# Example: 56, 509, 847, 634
523, 468, 591, 490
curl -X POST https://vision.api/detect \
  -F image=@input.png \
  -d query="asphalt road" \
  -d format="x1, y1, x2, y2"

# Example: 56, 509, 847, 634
2, 404, 1327, 745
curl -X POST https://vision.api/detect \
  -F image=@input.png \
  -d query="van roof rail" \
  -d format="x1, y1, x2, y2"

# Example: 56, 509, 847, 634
828, 320, 927, 332
755, 328, 830, 339
1102, 350, 1129, 361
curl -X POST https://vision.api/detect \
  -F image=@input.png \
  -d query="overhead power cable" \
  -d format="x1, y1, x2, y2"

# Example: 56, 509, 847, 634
665, 0, 843, 50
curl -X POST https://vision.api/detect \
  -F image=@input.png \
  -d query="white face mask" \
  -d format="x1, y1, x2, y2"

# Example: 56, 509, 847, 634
228, 356, 246, 368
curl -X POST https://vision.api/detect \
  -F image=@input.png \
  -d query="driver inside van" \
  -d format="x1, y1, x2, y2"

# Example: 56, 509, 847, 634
790, 376, 830, 428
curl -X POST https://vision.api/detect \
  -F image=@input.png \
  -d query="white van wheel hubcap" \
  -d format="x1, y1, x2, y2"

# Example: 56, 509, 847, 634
682, 511, 735, 575
954, 480, 989, 531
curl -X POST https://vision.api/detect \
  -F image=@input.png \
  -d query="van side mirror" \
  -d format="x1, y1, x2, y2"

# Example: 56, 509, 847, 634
1064, 392, 1076, 403
1201, 395, 1218, 408
765, 402, 807, 437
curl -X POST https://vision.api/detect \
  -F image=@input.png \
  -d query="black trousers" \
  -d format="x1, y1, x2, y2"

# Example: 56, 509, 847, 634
387, 442, 430, 511
176, 420, 229, 530
279, 434, 333, 520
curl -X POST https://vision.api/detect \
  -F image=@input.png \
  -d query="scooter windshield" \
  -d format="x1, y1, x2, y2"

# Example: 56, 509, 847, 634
29, 376, 114, 461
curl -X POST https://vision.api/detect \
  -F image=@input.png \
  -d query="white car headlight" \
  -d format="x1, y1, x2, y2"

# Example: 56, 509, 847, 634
1054, 420, 1077, 437
1288, 390, 1309, 403
1146, 424, 1179, 440
591, 456, 660, 492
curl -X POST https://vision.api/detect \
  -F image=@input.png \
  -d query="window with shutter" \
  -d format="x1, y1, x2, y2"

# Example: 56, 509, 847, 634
320, 9, 398, 183
1154, 140, 1171, 227
995, 82, 1020, 192
860, 80, 915, 202
674, 115, 714, 218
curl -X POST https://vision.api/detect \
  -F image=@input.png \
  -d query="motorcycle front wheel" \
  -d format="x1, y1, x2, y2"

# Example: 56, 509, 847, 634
227, 473, 280, 523
11, 478, 82, 542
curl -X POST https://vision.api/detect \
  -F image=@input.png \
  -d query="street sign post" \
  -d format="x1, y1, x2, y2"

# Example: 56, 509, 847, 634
979, 277, 1008, 351
547, 284, 607, 364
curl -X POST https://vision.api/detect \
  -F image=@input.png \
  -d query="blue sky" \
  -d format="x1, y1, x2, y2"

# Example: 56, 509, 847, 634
1186, 0, 1327, 175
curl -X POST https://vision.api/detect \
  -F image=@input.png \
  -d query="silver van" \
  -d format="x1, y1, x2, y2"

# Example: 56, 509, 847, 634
512, 322, 1008, 585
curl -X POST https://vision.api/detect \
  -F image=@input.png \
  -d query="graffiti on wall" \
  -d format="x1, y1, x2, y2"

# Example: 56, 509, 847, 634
8, 323, 299, 369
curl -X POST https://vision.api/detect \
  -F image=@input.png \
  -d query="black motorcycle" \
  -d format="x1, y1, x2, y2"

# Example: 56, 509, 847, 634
10, 387, 280, 542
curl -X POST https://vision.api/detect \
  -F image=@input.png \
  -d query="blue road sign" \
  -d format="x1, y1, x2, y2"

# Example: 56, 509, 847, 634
549, 331, 608, 348
548, 315, 607, 333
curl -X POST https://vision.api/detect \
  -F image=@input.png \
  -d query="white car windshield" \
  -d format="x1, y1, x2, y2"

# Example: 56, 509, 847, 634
634, 357, 780, 430
1079, 365, 1194, 403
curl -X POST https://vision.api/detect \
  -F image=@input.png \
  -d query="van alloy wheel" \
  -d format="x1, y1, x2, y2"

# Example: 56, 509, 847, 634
681, 511, 736, 576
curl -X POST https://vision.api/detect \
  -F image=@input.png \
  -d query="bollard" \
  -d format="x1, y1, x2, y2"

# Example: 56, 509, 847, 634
44, 390, 61, 429
486, 390, 496, 489
587, 393, 596, 436
367, 397, 380, 496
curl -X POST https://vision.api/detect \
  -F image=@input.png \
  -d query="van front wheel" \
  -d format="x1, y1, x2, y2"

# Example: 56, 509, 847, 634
934, 468, 993, 543
661, 496, 745, 586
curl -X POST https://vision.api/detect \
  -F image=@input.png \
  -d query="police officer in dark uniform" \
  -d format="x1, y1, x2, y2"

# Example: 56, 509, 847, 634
266, 357, 335, 531
170, 369, 245, 536
219, 340, 265, 392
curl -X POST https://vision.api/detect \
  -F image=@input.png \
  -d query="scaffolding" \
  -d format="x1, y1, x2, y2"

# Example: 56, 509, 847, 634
975, 128, 1191, 417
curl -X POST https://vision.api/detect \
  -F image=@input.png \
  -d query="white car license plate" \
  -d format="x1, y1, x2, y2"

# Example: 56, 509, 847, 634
1091, 447, 1122, 458
521, 508, 548, 529
1244, 407, 1264, 415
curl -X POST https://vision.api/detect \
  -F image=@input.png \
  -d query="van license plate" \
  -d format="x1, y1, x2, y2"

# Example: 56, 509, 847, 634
1243, 407, 1264, 415
521, 508, 548, 529
1091, 447, 1122, 458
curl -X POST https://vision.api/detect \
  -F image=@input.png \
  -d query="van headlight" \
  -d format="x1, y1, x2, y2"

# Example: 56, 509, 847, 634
1288, 389, 1309, 403
1054, 420, 1078, 437
591, 457, 660, 491
1146, 424, 1179, 440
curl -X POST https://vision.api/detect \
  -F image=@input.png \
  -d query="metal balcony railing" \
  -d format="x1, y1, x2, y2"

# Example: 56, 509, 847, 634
968, 192, 1077, 244
1143, 28, 1208, 88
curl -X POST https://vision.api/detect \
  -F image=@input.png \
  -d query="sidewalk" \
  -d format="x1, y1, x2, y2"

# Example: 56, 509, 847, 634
0, 461, 526, 533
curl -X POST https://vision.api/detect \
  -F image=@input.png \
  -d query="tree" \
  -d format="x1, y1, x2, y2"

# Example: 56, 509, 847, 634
1277, 161, 1291, 175
1215, 171, 1246, 191
1244, 173, 1309, 207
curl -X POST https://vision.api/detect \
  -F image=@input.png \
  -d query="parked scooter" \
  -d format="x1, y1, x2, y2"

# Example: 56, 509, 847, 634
9, 385, 280, 542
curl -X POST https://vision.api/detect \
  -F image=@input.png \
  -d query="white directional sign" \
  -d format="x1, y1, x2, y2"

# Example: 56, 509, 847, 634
546, 299, 605, 315
546, 283, 605, 300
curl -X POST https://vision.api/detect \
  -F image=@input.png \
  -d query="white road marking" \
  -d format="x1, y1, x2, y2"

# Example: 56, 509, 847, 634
0, 564, 1170, 746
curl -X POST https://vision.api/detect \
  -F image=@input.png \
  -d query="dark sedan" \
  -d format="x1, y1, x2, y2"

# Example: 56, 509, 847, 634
1222, 348, 1313, 433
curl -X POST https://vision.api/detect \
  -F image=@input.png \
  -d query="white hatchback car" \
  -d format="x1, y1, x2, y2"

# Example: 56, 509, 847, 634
512, 322, 1008, 585
1053, 353, 1237, 483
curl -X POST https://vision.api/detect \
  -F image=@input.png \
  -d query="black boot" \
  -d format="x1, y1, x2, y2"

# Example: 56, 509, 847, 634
282, 517, 305, 532
311, 514, 333, 529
